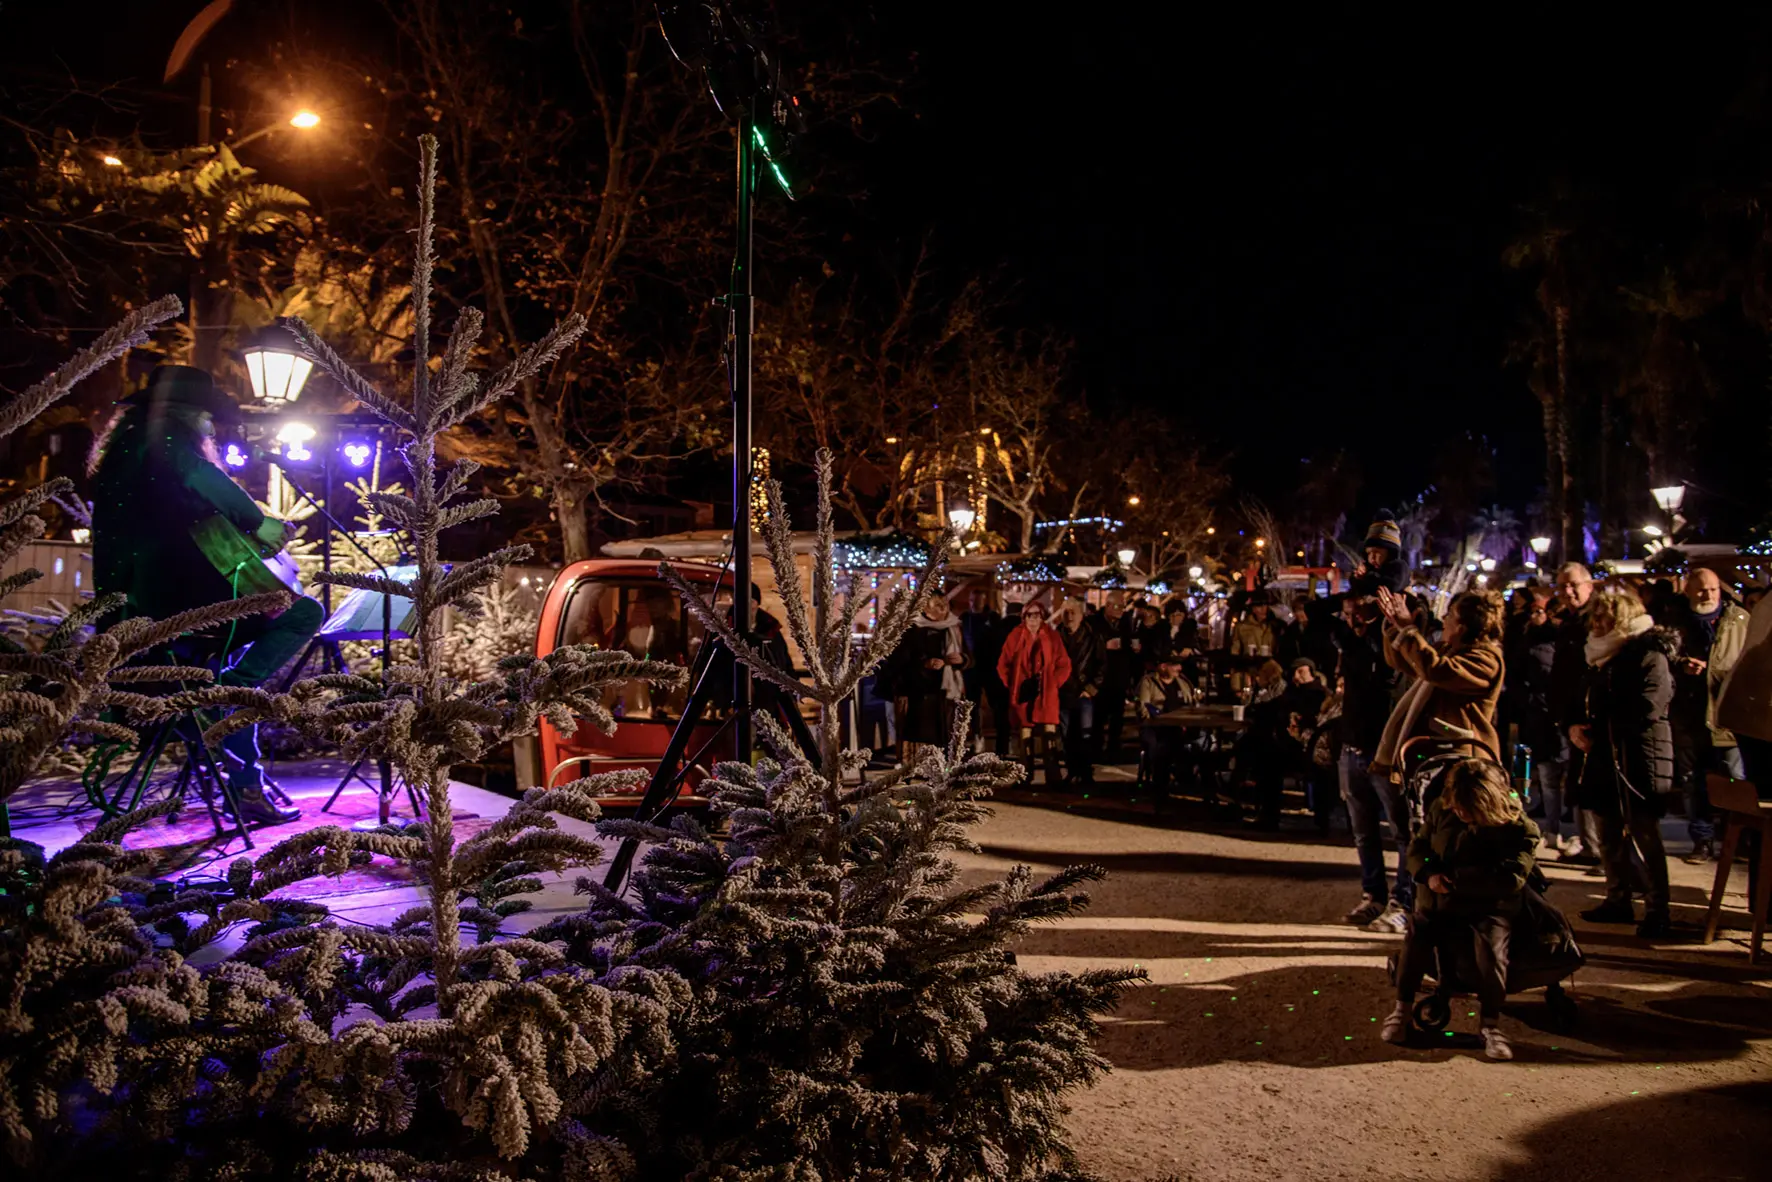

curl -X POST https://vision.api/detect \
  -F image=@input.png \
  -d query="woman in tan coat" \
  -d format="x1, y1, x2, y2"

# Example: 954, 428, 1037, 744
1371, 588, 1507, 784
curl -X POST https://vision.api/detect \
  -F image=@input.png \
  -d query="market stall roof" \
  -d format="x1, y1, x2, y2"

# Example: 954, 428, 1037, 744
600, 529, 819, 560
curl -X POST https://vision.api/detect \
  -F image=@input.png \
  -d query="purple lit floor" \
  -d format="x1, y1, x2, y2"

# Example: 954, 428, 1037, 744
8, 758, 618, 949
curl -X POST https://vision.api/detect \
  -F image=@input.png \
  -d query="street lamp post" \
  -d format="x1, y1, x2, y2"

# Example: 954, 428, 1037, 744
241, 324, 315, 407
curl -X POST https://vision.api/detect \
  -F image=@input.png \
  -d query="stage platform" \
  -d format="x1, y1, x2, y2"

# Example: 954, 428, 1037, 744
6, 759, 621, 952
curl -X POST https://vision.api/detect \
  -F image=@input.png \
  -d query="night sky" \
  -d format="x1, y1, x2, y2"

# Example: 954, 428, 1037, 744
11, 3, 1772, 526
874, 5, 1772, 518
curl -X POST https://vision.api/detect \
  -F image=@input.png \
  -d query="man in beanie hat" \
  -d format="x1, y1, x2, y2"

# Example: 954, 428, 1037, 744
91, 365, 322, 825
1350, 510, 1411, 596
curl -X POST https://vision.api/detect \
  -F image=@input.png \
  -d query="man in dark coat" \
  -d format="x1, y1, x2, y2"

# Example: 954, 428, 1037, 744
1548, 563, 1603, 864
1089, 592, 1137, 762
1333, 593, 1410, 929
1503, 588, 1570, 850
959, 587, 1009, 754
91, 366, 322, 824
1057, 598, 1104, 785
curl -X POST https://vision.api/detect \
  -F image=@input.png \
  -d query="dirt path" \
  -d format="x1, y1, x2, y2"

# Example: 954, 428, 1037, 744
954, 799, 1772, 1182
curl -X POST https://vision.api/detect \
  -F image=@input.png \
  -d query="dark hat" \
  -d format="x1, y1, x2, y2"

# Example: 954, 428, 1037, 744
1365, 510, 1402, 555
1248, 590, 1275, 607
122, 365, 240, 423
1288, 657, 1319, 674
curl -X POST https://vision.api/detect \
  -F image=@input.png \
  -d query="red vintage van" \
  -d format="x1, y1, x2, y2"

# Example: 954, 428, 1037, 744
533, 558, 734, 807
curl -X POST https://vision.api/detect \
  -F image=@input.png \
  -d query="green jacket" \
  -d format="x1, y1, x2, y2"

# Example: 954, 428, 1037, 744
1406, 796, 1539, 918
91, 407, 266, 622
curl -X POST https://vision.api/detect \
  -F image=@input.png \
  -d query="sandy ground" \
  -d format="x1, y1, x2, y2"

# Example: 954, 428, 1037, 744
18, 763, 1771, 1179
952, 792, 1772, 1182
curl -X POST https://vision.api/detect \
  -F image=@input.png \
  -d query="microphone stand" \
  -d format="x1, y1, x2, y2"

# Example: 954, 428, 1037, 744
266, 456, 406, 826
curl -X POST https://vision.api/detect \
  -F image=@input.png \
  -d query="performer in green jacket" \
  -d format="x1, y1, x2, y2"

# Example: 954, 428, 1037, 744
91, 365, 322, 824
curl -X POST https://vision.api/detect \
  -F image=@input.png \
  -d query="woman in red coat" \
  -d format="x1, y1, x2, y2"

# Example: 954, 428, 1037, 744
997, 601, 1072, 787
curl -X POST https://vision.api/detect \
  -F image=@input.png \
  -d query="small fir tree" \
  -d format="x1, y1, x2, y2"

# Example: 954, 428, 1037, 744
537, 453, 1143, 1180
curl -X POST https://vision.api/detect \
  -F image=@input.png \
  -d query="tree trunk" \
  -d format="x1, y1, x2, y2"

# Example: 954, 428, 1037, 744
556, 485, 590, 564
1553, 304, 1576, 564
1599, 378, 1618, 558
1018, 507, 1034, 554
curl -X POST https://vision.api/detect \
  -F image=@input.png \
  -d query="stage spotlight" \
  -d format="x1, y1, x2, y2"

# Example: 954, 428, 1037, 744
277, 421, 316, 462
344, 441, 372, 468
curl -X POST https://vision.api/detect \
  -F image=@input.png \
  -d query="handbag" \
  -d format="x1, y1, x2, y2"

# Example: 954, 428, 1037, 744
1017, 670, 1043, 706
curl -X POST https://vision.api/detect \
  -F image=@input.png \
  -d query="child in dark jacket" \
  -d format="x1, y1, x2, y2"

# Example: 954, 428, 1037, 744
1382, 759, 1539, 1060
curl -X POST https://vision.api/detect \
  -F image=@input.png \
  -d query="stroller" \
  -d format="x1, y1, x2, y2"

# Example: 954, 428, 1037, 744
1384, 733, 1585, 1035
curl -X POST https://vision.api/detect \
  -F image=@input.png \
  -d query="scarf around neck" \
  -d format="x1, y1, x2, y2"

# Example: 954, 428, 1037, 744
1585, 613, 1652, 667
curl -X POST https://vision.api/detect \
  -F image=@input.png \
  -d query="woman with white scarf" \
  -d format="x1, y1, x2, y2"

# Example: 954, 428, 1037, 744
882, 589, 969, 764
1569, 588, 1678, 939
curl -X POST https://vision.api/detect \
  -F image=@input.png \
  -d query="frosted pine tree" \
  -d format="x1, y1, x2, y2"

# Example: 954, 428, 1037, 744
539, 452, 1144, 1181
3, 139, 689, 1180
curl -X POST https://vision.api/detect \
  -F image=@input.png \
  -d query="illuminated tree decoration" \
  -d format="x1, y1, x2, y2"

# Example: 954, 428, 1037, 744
750, 445, 772, 532
832, 530, 934, 571
1089, 566, 1128, 589
997, 554, 1069, 585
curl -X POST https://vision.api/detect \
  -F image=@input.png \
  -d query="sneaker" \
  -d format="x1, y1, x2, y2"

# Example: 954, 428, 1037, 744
1365, 900, 1410, 934
1345, 894, 1386, 926
1381, 1004, 1411, 1045
1636, 912, 1673, 940
1580, 900, 1636, 924
1480, 1026, 1514, 1061
1682, 840, 1715, 865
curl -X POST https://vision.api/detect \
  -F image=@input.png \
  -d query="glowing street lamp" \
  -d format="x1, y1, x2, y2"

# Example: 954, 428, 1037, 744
1126, 495, 1141, 507
1188, 565, 1205, 581
241, 324, 313, 406
289, 109, 321, 129
1479, 557, 1497, 573
1116, 547, 1137, 566
1529, 536, 1552, 556
101, 154, 123, 167
1651, 485, 1685, 514
1641, 524, 1664, 538
947, 506, 976, 533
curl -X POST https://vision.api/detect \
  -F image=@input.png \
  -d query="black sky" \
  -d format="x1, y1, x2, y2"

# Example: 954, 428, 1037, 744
873, 4, 1772, 516
11, 3, 1772, 527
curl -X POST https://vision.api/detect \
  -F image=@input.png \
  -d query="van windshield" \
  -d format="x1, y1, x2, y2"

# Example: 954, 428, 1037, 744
557, 578, 711, 721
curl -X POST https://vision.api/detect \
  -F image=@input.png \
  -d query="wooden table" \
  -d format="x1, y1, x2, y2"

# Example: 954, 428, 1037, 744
1147, 707, 1247, 732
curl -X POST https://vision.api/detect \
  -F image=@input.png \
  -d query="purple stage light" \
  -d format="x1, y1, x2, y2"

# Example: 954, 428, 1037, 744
224, 442, 249, 468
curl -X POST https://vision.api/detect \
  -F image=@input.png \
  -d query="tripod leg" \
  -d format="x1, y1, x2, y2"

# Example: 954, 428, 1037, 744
117, 721, 175, 814
189, 726, 252, 851
603, 639, 726, 891
323, 755, 364, 813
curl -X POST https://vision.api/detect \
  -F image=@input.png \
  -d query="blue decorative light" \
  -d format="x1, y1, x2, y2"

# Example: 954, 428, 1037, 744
344, 441, 372, 468
223, 442, 249, 469
832, 531, 933, 571
997, 555, 1069, 585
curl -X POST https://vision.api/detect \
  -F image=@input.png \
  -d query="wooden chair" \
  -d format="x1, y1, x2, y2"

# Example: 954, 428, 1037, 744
1701, 772, 1772, 964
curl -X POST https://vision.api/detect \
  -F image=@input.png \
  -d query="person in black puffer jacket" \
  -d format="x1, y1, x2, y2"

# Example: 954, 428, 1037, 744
1570, 588, 1678, 939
